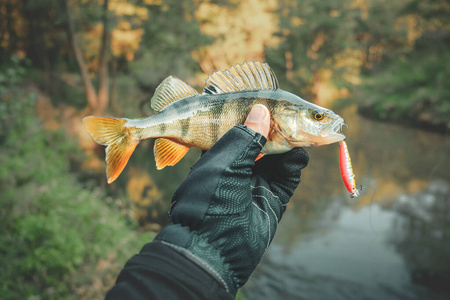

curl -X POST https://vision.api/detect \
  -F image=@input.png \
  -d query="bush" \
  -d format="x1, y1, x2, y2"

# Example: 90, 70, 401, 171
356, 51, 450, 132
0, 58, 150, 299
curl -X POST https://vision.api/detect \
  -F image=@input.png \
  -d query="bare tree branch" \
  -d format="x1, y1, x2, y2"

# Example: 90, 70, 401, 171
65, 0, 99, 112
98, 0, 110, 112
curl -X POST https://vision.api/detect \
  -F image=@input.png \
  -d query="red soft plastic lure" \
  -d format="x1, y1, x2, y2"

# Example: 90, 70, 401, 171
339, 140, 360, 198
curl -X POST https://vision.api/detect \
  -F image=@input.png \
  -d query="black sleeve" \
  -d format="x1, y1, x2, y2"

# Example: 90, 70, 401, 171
105, 241, 234, 300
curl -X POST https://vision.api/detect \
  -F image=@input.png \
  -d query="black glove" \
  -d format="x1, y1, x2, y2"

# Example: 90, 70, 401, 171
154, 124, 309, 295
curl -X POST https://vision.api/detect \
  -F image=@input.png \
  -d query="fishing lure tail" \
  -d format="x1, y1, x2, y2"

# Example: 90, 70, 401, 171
83, 116, 139, 184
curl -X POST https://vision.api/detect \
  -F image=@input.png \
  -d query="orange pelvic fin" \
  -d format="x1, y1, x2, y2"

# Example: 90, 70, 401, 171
154, 138, 190, 170
83, 116, 139, 184
255, 153, 264, 161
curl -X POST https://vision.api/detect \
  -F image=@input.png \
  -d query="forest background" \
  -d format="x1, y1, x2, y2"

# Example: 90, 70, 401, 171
1, 0, 449, 299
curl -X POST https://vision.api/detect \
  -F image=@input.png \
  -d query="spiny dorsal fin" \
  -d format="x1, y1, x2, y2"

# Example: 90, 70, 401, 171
154, 138, 190, 170
202, 61, 279, 95
151, 76, 198, 111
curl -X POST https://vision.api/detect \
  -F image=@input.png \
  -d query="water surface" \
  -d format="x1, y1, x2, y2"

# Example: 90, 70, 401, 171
243, 108, 450, 300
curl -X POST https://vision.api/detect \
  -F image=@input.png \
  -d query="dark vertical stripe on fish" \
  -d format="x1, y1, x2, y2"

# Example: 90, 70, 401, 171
211, 100, 225, 143
274, 98, 285, 112
159, 123, 167, 135
180, 118, 190, 138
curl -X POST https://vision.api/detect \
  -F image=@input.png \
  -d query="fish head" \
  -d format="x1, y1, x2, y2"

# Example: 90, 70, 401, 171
272, 100, 346, 147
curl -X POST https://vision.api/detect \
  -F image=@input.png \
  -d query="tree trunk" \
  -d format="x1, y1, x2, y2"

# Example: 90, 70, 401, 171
65, 0, 99, 112
97, 0, 110, 112
5, 1, 17, 54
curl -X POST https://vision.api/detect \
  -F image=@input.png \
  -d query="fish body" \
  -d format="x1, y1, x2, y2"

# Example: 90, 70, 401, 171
83, 61, 346, 183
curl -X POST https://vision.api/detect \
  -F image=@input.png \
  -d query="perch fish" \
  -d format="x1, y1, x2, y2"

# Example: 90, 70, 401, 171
83, 61, 346, 183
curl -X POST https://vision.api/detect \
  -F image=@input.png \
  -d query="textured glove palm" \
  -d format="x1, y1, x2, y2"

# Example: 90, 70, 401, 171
154, 125, 309, 295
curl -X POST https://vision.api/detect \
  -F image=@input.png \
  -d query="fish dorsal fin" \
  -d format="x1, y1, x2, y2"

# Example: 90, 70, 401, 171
154, 138, 190, 170
202, 61, 279, 95
151, 76, 198, 111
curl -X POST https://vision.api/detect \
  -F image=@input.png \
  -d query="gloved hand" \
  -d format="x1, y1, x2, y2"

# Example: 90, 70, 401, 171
154, 105, 309, 295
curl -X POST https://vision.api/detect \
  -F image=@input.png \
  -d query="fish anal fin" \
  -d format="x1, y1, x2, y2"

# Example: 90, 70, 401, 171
151, 76, 198, 111
202, 61, 279, 95
154, 138, 190, 170
255, 153, 264, 161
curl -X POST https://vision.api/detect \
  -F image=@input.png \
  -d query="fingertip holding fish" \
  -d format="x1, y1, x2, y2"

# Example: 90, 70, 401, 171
244, 104, 271, 138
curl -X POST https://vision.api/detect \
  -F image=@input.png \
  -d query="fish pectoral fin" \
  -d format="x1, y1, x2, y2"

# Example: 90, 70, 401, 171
154, 138, 190, 170
255, 153, 264, 161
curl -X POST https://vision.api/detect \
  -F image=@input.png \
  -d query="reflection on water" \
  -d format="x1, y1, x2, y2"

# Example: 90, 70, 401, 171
391, 180, 450, 294
243, 108, 450, 300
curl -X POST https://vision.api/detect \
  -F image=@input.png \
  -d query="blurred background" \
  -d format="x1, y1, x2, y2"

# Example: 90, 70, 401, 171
0, 0, 449, 299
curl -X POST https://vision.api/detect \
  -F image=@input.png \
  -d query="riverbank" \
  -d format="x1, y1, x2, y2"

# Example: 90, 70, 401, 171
358, 98, 450, 135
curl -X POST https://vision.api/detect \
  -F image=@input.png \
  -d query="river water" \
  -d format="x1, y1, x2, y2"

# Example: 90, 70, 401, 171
126, 105, 450, 299
242, 107, 450, 300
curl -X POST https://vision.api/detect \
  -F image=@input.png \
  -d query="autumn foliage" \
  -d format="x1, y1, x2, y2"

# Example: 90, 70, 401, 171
0, 0, 449, 298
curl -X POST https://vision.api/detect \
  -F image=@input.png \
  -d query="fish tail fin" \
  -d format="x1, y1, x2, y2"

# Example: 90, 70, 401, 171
83, 116, 139, 184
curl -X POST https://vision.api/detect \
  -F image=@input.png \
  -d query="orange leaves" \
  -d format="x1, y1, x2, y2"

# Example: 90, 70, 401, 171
110, 1, 148, 19
111, 21, 144, 60
194, 0, 281, 74
108, 1, 149, 60
79, 1, 151, 63
126, 166, 164, 224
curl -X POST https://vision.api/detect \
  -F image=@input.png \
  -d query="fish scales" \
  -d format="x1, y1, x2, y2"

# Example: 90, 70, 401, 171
189, 97, 260, 148
133, 93, 264, 149
83, 61, 346, 183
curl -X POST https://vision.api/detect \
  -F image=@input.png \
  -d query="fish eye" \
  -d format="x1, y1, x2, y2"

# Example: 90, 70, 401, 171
312, 110, 324, 121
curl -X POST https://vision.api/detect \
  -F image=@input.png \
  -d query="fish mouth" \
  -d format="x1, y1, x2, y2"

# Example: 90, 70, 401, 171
282, 117, 346, 147
322, 117, 346, 143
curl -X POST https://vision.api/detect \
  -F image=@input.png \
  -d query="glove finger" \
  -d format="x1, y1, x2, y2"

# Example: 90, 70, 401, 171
254, 148, 309, 205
